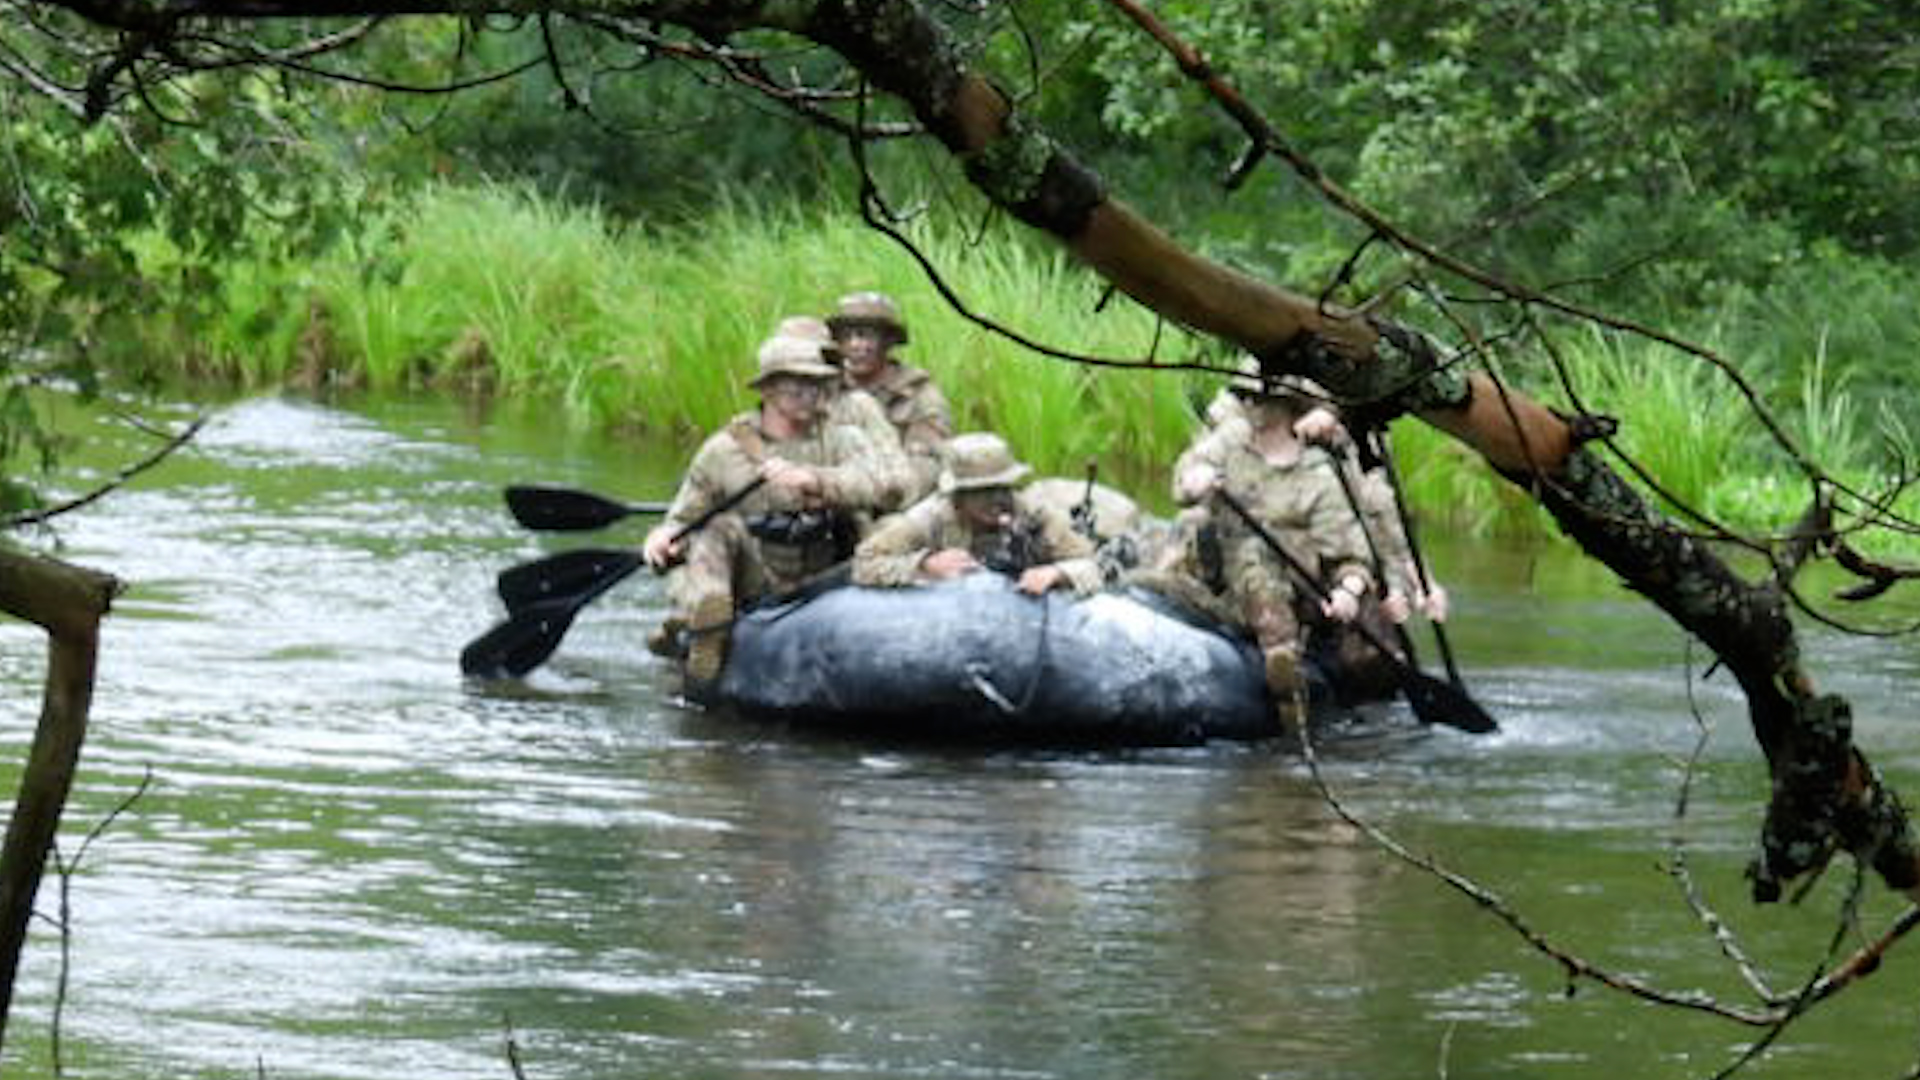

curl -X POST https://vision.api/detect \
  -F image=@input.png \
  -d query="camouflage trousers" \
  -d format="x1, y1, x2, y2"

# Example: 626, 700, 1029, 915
665, 512, 843, 623
1217, 534, 1305, 654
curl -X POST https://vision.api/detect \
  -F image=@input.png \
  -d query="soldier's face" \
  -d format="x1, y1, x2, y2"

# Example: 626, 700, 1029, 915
955, 487, 1015, 532
835, 326, 891, 380
763, 377, 825, 424
1245, 395, 1299, 430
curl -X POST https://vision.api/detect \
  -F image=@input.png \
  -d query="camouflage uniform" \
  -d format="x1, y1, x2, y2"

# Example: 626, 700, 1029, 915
1212, 383, 1423, 603
662, 413, 885, 622
829, 387, 916, 513
828, 291, 953, 503
1021, 475, 1178, 583
854, 489, 1104, 595
852, 361, 951, 502
1170, 416, 1374, 660
776, 313, 915, 512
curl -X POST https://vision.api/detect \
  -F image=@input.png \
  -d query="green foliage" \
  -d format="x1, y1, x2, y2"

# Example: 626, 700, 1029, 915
0, 27, 367, 502
1047, 0, 1920, 307
10, 4, 1920, 547
134, 183, 1209, 480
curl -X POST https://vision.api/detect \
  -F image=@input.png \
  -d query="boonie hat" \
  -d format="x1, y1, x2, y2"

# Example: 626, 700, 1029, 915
750, 334, 841, 387
939, 432, 1032, 494
775, 315, 842, 362
827, 291, 910, 346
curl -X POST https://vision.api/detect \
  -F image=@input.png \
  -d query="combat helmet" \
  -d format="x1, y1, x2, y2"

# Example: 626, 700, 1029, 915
827, 291, 909, 346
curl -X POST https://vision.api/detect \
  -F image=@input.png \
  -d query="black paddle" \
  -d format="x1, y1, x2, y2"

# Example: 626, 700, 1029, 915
1370, 434, 1469, 690
460, 477, 768, 678
1323, 448, 1429, 677
1213, 488, 1498, 734
496, 547, 641, 614
505, 484, 673, 531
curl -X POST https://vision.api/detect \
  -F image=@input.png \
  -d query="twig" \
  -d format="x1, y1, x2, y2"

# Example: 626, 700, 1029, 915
502, 1013, 529, 1080
4, 414, 206, 530
48, 769, 152, 1078
1295, 723, 1780, 1026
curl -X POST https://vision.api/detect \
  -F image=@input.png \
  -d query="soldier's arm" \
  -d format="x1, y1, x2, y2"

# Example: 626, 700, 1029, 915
660, 435, 734, 533
899, 384, 953, 498
852, 505, 940, 587
646, 436, 737, 567
1031, 505, 1105, 595
1305, 470, 1374, 595
849, 393, 914, 510
814, 424, 887, 510
905, 382, 954, 448
1172, 420, 1241, 505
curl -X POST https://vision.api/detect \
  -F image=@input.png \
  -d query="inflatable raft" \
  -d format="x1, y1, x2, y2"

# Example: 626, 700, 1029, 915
687, 572, 1361, 746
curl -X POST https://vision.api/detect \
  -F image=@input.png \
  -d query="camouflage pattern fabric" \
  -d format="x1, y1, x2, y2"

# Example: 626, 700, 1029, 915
662, 412, 886, 619
851, 362, 952, 502
852, 489, 1104, 595
1168, 417, 1373, 652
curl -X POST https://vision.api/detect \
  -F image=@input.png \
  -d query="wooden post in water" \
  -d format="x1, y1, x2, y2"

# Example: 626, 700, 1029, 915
0, 551, 118, 1059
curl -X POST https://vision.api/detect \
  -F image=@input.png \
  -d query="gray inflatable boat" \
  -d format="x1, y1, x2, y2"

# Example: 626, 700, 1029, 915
692, 572, 1334, 745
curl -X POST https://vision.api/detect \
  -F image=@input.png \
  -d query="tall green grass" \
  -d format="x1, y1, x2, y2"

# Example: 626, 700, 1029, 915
145, 182, 1212, 474
127, 181, 1915, 547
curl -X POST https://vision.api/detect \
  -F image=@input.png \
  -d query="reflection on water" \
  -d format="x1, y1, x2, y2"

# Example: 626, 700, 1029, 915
0, 392, 1917, 1079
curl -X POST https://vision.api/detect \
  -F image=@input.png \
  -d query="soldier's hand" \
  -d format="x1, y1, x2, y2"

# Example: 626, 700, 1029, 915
1381, 590, 1412, 624
642, 526, 683, 570
1320, 574, 1366, 623
1419, 583, 1451, 623
1175, 463, 1219, 503
1293, 407, 1345, 447
1017, 564, 1066, 595
761, 458, 822, 499
921, 548, 978, 579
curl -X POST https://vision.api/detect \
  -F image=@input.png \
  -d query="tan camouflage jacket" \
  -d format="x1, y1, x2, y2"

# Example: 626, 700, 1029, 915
850, 362, 952, 500
852, 489, 1104, 595
662, 412, 887, 532
1172, 417, 1373, 591
828, 387, 914, 512
1201, 394, 1418, 596
1351, 467, 1419, 597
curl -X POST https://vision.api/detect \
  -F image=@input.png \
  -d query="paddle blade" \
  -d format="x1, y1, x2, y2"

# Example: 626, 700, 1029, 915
498, 548, 645, 613
506, 485, 651, 531
1399, 670, 1500, 734
466, 554, 647, 677
459, 599, 583, 679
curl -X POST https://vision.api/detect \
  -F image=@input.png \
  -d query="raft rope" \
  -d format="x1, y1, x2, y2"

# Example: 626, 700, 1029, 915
960, 576, 1054, 717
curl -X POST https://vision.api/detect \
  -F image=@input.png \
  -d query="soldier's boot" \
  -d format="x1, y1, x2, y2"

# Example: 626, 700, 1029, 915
684, 593, 734, 684
645, 615, 687, 660
1263, 644, 1306, 732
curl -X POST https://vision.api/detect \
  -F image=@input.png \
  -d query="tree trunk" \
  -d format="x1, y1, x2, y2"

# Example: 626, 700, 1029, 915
0, 551, 119, 1058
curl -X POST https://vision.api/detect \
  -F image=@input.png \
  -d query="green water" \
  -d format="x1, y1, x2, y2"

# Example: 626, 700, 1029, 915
1, 391, 1917, 1079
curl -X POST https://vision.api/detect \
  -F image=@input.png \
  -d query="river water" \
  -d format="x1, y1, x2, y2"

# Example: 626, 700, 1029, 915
2, 391, 1918, 1079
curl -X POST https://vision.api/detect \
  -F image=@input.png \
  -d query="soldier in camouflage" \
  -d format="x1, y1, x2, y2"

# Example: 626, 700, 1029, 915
854, 432, 1103, 597
1170, 373, 1375, 728
827, 291, 953, 502
776, 314, 915, 512
1206, 361, 1449, 626
642, 334, 889, 681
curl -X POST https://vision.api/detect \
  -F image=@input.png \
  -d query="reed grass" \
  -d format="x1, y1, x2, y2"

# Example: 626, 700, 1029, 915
153, 183, 1210, 475
128, 181, 1909, 547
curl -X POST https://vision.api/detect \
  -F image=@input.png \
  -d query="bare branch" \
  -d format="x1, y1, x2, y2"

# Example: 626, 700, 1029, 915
4, 414, 207, 531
